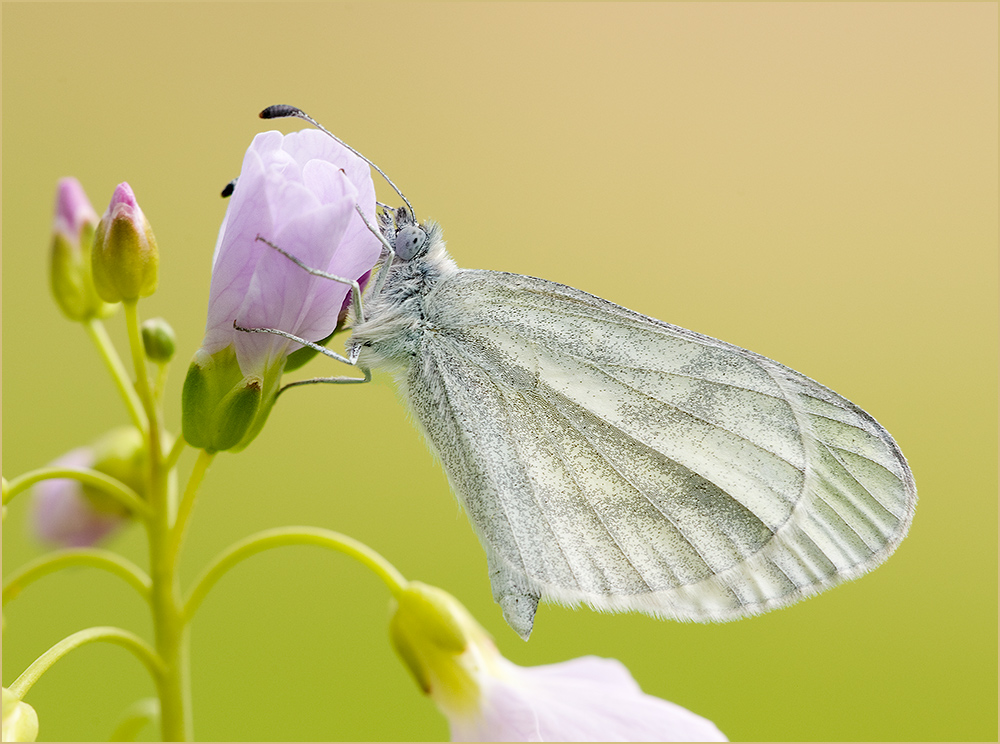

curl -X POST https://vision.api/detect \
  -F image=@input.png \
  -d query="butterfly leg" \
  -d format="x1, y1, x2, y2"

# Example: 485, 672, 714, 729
235, 222, 395, 384
233, 320, 356, 366
277, 366, 372, 397
254, 201, 397, 327
231, 319, 373, 392
255, 234, 369, 324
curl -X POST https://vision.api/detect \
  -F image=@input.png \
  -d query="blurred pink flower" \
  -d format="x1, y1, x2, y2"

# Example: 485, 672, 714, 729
449, 655, 727, 742
202, 128, 381, 378
32, 448, 125, 547
53, 177, 99, 239
31, 427, 147, 547
49, 177, 114, 321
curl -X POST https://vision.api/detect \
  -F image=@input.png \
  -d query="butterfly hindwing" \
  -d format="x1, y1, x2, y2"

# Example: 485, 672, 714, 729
404, 269, 915, 635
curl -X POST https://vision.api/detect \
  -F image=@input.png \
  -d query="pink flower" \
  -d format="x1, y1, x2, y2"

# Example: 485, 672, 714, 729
203, 128, 380, 378
450, 655, 727, 742
390, 583, 727, 743
31, 428, 147, 547
32, 448, 126, 547
182, 129, 381, 452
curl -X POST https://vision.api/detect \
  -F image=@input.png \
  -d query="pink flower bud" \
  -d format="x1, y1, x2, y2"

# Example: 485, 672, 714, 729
91, 182, 159, 302
53, 177, 99, 240
49, 178, 114, 321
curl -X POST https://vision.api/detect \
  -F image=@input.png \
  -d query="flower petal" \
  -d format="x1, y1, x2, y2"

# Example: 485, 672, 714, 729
451, 657, 727, 743
201, 129, 381, 375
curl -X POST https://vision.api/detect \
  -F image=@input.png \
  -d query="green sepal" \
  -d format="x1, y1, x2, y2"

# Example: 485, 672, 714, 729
211, 377, 263, 452
49, 223, 116, 321
182, 346, 276, 453
395, 582, 469, 653
92, 212, 159, 303
82, 427, 148, 516
181, 352, 214, 450
388, 582, 482, 710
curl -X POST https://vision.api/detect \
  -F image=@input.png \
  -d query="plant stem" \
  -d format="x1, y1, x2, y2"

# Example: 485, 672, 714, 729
169, 449, 214, 560
125, 300, 191, 741
85, 317, 147, 434
164, 432, 187, 472
123, 301, 160, 460
184, 526, 408, 621
2, 548, 151, 606
2, 467, 150, 518
8, 626, 163, 700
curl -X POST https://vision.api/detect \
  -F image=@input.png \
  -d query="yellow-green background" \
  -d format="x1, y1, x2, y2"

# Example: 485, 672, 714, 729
3, 3, 996, 741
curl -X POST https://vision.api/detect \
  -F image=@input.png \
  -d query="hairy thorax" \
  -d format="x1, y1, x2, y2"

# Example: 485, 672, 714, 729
350, 230, 457, 372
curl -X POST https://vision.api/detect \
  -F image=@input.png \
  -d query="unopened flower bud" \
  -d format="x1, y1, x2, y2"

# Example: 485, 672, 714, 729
389, 582, 482, 713
49, 178, 115, 321
141, 317, 176, 362
3, 688, 39, 742
91, 183, 159, 302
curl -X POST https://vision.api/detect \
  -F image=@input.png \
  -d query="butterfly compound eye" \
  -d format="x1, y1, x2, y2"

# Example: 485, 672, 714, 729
394, 225, 428, 261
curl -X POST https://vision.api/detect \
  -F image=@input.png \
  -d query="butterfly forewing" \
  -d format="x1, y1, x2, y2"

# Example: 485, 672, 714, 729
408, 269, 915, 630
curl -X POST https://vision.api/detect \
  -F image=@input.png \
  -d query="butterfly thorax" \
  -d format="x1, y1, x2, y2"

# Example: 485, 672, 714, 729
350, 222, 456, 371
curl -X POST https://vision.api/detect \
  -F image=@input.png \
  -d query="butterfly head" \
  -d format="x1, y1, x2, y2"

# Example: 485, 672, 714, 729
382, 203, 431, 262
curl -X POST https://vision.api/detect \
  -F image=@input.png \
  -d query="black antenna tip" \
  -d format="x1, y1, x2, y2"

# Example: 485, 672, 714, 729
260, 104, 302, 120
221, 178, 237, 198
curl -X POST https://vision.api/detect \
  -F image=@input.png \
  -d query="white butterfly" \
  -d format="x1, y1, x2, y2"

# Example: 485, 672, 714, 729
259, 106, 917, 640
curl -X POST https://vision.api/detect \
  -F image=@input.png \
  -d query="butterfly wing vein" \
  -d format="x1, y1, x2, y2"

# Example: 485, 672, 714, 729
404, 269, 915, 622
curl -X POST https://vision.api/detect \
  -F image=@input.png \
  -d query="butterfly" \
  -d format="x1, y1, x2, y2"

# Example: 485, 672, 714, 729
260, 105, 917, 640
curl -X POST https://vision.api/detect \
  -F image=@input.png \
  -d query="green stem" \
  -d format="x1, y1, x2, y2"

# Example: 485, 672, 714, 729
154, 361, 169, 406
164, 432, 187, 473
168, 449, 214, 560
85, 318, 147, 434
2, 467, 150, 519
7, 626, 163, 700
3, 548, 151, 606
184, 526, 407, 621
125, 300, 190, 741
123, 301, 160, 460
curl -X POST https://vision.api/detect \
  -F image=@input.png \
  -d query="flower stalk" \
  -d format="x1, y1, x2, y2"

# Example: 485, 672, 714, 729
2, 548, 152, 606
124, 297, 193, 740
85, 317, 148, 433
7, 626, 164, 701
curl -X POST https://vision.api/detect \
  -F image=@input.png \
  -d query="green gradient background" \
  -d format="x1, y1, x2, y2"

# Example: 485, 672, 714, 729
2, 4, 996, 741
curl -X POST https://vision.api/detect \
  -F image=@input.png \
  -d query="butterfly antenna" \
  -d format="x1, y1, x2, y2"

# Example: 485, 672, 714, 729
260, 105, 415, 221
